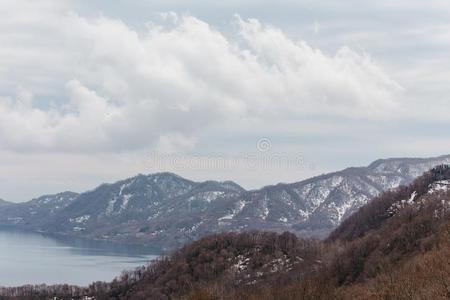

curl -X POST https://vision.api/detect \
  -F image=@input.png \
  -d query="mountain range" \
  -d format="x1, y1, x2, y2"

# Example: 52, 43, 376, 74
0, 154, 449, 252
3, 165, 450, 299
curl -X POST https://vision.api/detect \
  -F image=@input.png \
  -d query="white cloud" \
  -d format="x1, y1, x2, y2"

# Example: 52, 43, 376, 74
0, 1, 403, 153
2, 0, 450, 202
157, 132, 196, 154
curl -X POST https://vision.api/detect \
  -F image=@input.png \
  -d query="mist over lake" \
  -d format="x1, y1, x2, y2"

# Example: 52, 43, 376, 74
0, 229, 158, 287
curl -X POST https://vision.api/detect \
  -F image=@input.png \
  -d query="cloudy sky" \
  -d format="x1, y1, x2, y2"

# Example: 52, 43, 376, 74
1, 0, 450, 201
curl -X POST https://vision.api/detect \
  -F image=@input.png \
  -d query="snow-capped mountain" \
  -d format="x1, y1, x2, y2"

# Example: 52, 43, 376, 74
0, 155, 449, 252
328, 164, 450, 242
251, 155, 450, 235
0, 192, 79, 226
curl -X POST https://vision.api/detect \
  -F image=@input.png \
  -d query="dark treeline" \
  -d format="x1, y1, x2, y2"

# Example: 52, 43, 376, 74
0, 232, 323, 300
2, 165, 450, 300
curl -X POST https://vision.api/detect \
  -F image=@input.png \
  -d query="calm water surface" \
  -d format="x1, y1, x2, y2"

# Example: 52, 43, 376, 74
0, 229, 158, 287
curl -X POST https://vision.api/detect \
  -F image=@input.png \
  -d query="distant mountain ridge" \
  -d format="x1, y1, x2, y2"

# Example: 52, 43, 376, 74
0, 154, 449, 252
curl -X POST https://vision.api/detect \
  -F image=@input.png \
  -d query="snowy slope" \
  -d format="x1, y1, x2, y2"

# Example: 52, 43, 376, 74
0, 155, 449, 251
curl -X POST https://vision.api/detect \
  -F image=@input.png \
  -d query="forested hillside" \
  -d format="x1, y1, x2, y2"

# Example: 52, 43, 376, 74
2, 166, 450, 299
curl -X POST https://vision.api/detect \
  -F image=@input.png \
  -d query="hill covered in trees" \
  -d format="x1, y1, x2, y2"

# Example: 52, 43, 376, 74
2, 165, 450, 299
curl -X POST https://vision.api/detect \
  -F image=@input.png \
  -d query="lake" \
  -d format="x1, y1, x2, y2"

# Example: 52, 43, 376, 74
0, 229, 158, 287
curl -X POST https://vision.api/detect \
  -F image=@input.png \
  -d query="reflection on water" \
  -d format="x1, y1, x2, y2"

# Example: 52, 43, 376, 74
0, 228, 158, 287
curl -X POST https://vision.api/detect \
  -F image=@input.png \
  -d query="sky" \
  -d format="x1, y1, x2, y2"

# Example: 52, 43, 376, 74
1, 0, 450, 202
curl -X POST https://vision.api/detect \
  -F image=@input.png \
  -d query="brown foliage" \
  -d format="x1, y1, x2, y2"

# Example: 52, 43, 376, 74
2, 165, 450, 300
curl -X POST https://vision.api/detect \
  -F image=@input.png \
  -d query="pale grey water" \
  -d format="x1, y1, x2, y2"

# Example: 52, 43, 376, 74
0, 229, 158, 287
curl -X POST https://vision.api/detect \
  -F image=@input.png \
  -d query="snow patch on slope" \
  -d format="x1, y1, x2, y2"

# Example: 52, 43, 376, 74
219, 200, 246, 221
428, 180, 450, 195
70, 215, 90, 224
